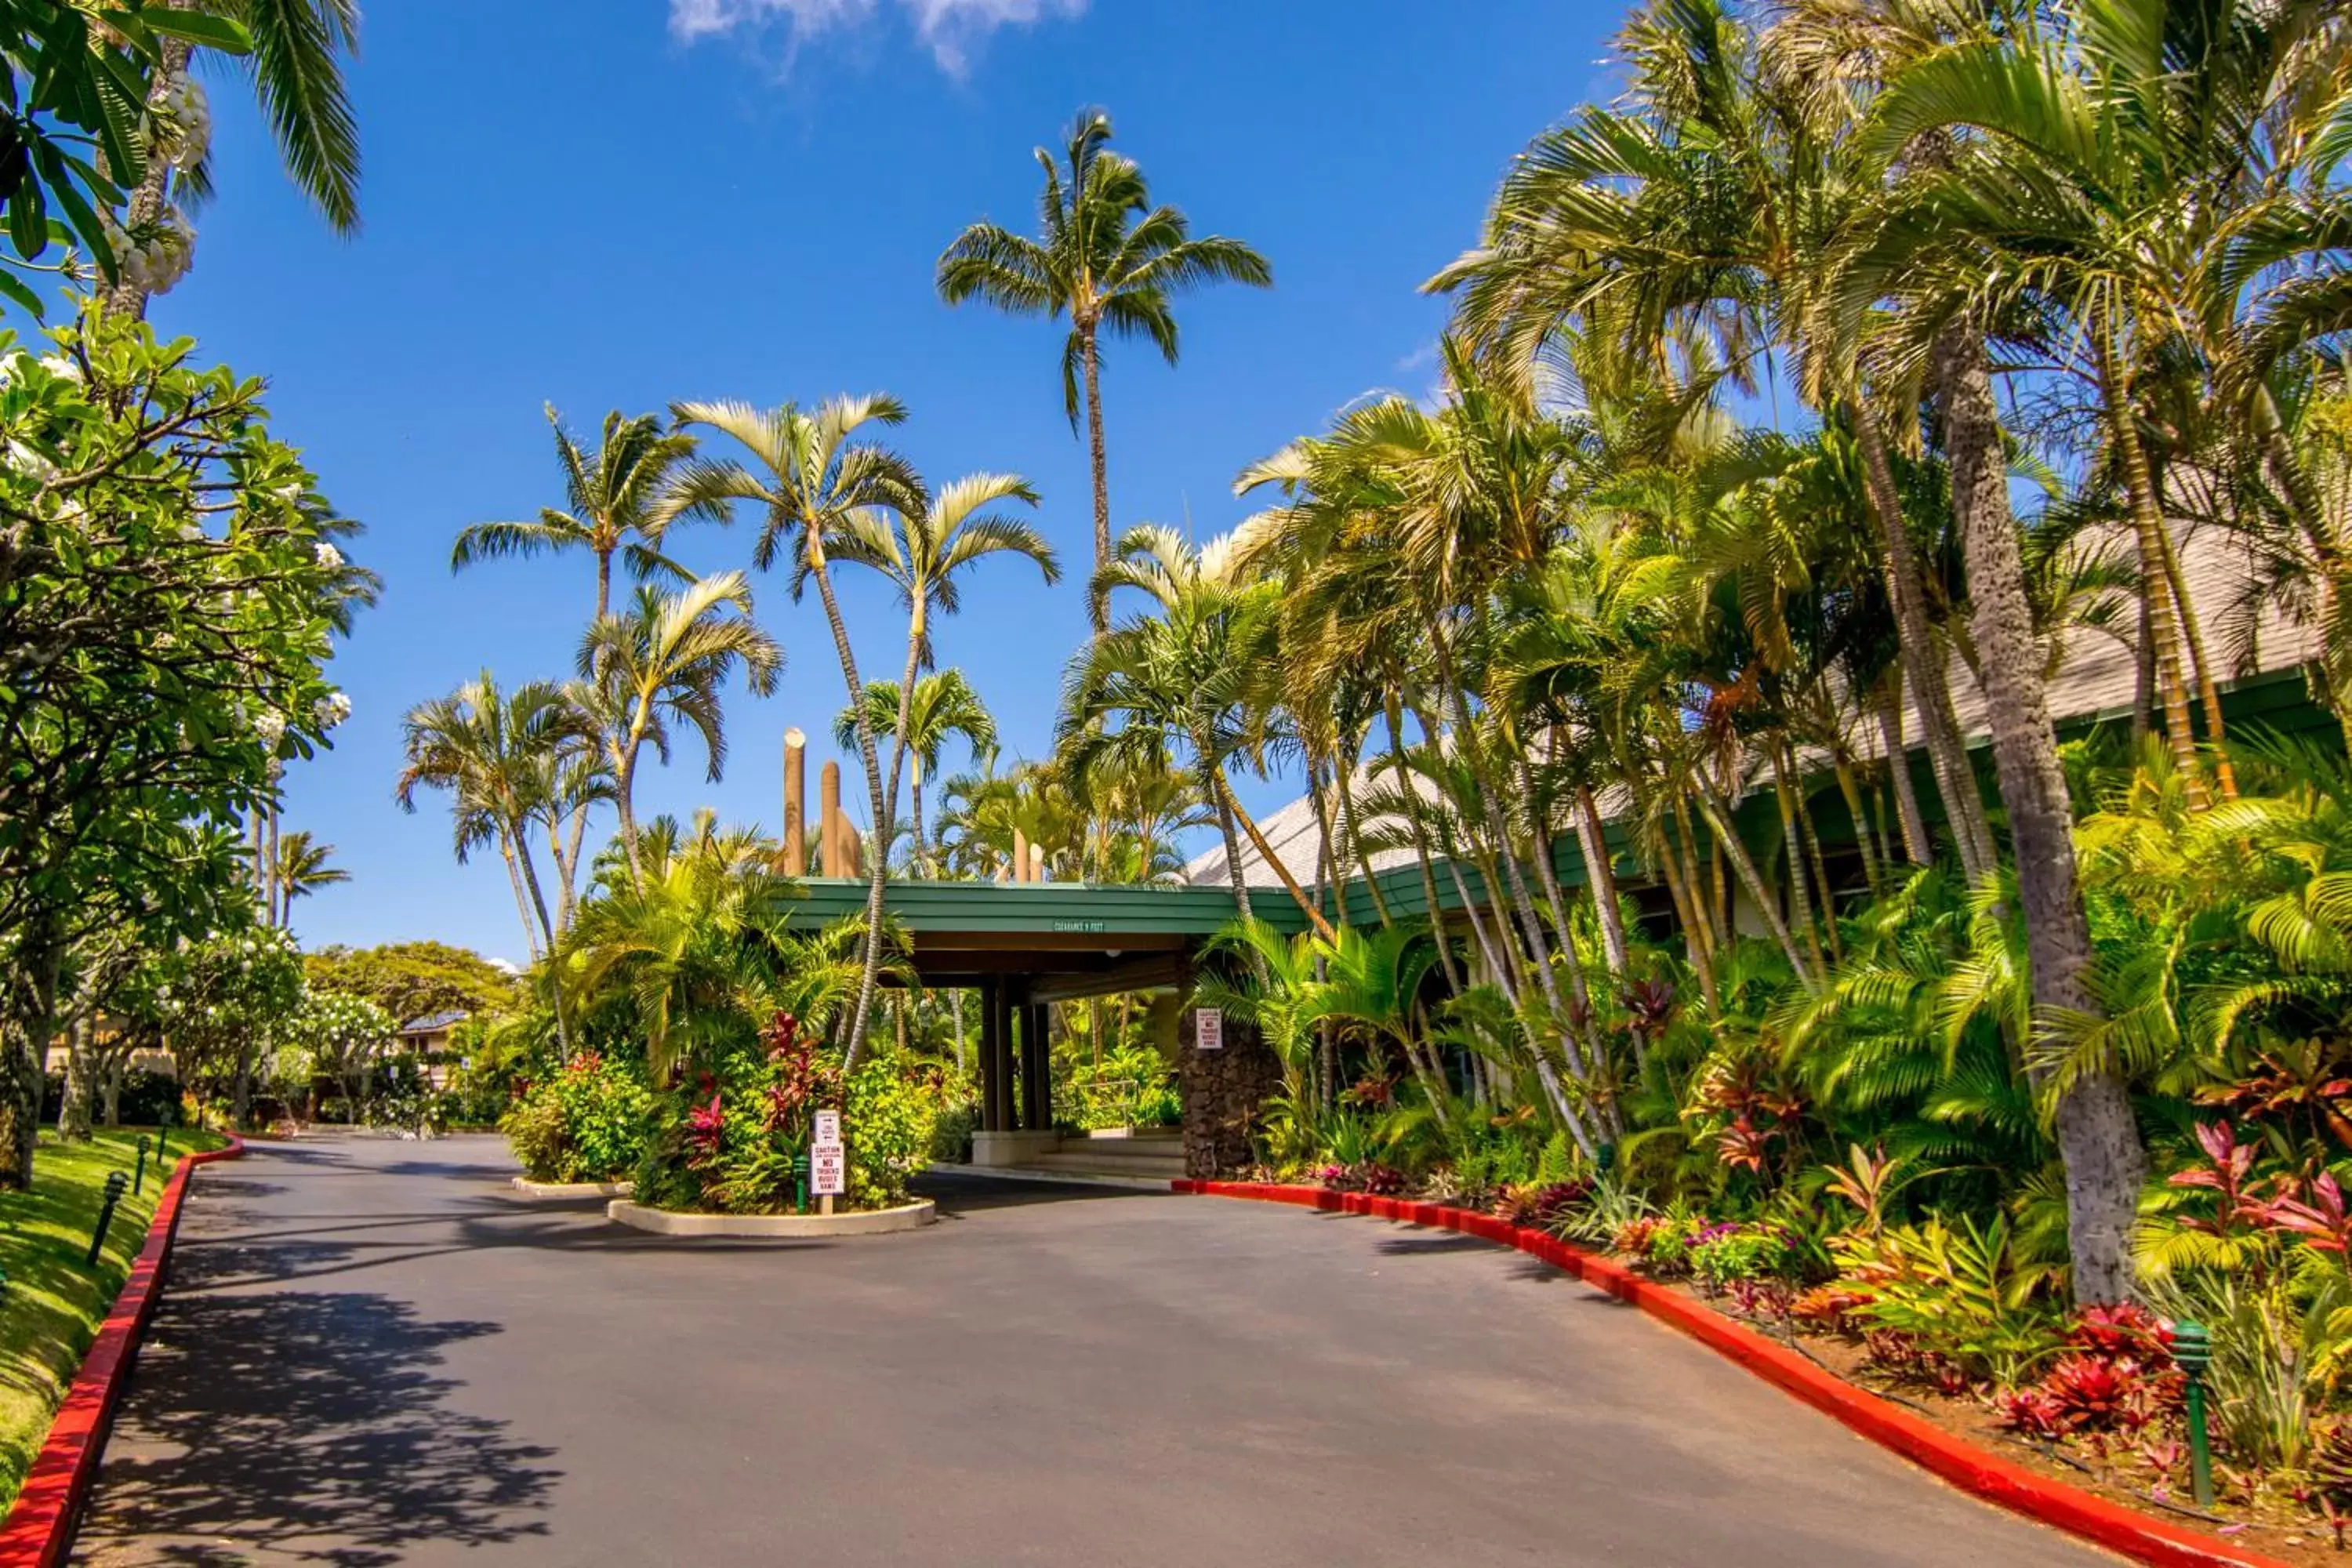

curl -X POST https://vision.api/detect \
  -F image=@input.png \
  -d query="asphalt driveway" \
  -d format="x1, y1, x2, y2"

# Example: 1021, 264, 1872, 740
72, 1134, 2112, 1566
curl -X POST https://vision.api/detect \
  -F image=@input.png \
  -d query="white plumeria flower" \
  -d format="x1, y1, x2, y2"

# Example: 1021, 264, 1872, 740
313, 541, 342, 569
314, 691, 352, 729
36, 354, 81, 383
254, 711, 287, 747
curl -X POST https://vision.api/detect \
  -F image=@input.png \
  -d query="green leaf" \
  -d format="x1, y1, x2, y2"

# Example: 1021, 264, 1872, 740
141, 9, 252, 54
0, 263, 47, 318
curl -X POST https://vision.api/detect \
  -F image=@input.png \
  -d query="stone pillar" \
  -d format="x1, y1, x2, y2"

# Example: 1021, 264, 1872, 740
1020, 999, 1052, 1131
782, 728, 807, 877
1176, 956, 1280, 1179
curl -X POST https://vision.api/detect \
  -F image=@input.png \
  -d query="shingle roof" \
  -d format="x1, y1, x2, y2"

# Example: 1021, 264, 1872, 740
399, 1011, 469, 1035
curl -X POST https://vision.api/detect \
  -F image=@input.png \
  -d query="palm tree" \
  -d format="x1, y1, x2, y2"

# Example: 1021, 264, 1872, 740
576, 572, 783, 884
396, 673, 573, 964
662, 395, 926, 1070
104, 0, 364, 318
830, 470, 1058, 877
453, 407, 714, 623
937, 108, 1271, 636
1062, 525, 1333, 938
834, 670, 998, 875
268, 829, 348, 928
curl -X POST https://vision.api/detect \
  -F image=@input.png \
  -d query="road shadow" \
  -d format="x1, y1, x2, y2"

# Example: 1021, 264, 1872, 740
916, 1174, 1161, 1214
76, 1290, 557, 1566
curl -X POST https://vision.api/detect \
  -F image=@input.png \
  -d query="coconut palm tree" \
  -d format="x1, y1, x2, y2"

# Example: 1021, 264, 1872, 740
835, 670, 998, 875
267, 829, 347, 928
936, 108, 1271, 636
1062, 525, 1332, 937
453, 408, 715, 624
660, 396, 924, 1069
829, 470, 1057, 875
575, 572, 783, 885
103, 0, 364, 318
396, 673, 574, 964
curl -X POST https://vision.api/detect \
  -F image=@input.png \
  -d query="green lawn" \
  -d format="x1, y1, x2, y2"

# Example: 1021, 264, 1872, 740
0, 1126, 227, 1512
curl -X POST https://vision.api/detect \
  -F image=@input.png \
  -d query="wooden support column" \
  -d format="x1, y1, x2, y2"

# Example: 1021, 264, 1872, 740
978, 979, 1007, 1132
1021, 997, 1052, 1131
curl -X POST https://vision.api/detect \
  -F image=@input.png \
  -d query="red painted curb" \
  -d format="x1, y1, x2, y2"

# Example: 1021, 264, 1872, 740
1172, 1178, 2290, 1568
0, 1135, 245, 1568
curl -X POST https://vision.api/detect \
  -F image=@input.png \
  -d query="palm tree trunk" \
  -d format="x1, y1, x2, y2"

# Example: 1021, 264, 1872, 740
1873, 677, 1933, 866
500, 843, 543, 964
1768, 747, 1827, 975
2100, 332, 2205, 808
808, 549, 892, 1073
1853, 406, 1998, 881
1331, 744, 1390, 926
1209, 768, 1255, 926
1944, 325, 2144, 1305
611, 746, 646, 891
1385, 697, 1462, 994
510, 822, 560, 962
1575, 786, 1629, 977
99, 40, 190, 324
1693, 780, 1817, 989
1082, 324, 1111, 640
2145, 484, 2237, 799
1217, 772, 1338, 941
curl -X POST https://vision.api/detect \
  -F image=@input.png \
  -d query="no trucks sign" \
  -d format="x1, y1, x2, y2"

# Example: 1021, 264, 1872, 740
811, 1141, 847, 1197
1194, 1008, 1223, 1051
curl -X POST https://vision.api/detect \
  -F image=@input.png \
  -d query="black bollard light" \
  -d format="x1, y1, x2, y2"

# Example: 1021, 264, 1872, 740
87, 1171, 128, 1265
132, 1134, 150, 1196
793, 1152, 811, 1215
2174, 1319, 2215, 1508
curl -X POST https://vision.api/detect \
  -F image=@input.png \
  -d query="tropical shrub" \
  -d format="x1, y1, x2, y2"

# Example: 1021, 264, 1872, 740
501, 1052, 653, 1184
845, 1059, 938, 1209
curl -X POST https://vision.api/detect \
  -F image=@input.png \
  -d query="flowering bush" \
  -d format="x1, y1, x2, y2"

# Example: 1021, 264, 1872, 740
500, 1052, 654, 1184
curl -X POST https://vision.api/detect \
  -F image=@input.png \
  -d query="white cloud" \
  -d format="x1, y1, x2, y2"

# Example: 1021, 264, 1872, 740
670, 0, 1085, 74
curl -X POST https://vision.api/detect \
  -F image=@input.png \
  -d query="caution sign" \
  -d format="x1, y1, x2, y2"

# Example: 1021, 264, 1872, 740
811, 1141, 847, 1196
1195, 1008, 1223, 1051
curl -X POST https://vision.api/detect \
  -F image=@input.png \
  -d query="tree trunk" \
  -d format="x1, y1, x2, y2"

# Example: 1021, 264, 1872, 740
1082, 325, 1112, 640
1332, 745, 1391, 927
98, 40, 191, 324
1210, 784, 1256, 927
1694, 780, 1817, 989
1873, 678, 1933, 867
1853, 405, 1998, 883
2147, 488, 2237, 799
2100, 334, 2205, 807
1218, 773, 1337, 941
101, 1051, 124, 1127
1386, 698, 1463, 995
0, 925, 62, 1188
809, 549, 892, 1074
1575, 786, 1630, 977
1944, 326, 2144, 1305
57, 1013, 93, 1142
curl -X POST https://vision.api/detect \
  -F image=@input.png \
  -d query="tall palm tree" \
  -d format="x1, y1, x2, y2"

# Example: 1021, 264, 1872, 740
453, 407, 714, 623
104, 0, 364, 318
830, 470, 1058, 880
576, 572, 783, 884
396, 673, 572, 964
1062, 525, 1333, 938
660, 397, 922, 1069
937, 108, 1271, 636
834, 670, 998, 875
267, 829, 348, 928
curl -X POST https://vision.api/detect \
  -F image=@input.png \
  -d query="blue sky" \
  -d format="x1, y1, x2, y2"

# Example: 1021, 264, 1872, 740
158, 0, 1620, 964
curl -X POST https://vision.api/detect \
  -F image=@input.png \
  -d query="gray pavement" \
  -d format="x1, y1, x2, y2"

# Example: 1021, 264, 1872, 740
73, 1134, 2113, 1566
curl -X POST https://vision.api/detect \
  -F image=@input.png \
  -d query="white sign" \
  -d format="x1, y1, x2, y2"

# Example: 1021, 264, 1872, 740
812, 1110, 841, 1146
1194, 1007, 1224, 1051
810, 1142, 846, 1196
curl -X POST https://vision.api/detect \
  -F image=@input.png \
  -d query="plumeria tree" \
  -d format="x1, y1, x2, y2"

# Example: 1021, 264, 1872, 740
0, 307, 365, 1181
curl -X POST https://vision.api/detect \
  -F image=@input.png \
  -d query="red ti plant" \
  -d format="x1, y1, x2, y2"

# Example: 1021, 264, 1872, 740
2270, 1170, 2352, 1261
2169, 1122, 2263, 1234
684, 1092, 725, 1166
763, 1009, 840, 1140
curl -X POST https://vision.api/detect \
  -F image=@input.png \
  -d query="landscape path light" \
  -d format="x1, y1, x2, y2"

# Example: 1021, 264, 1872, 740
86, 1171, 128, 1266
2172, 1319, 2214, 1509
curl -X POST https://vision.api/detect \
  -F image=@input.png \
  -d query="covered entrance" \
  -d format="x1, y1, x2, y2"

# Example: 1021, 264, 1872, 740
788, 879, 1292, 1179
